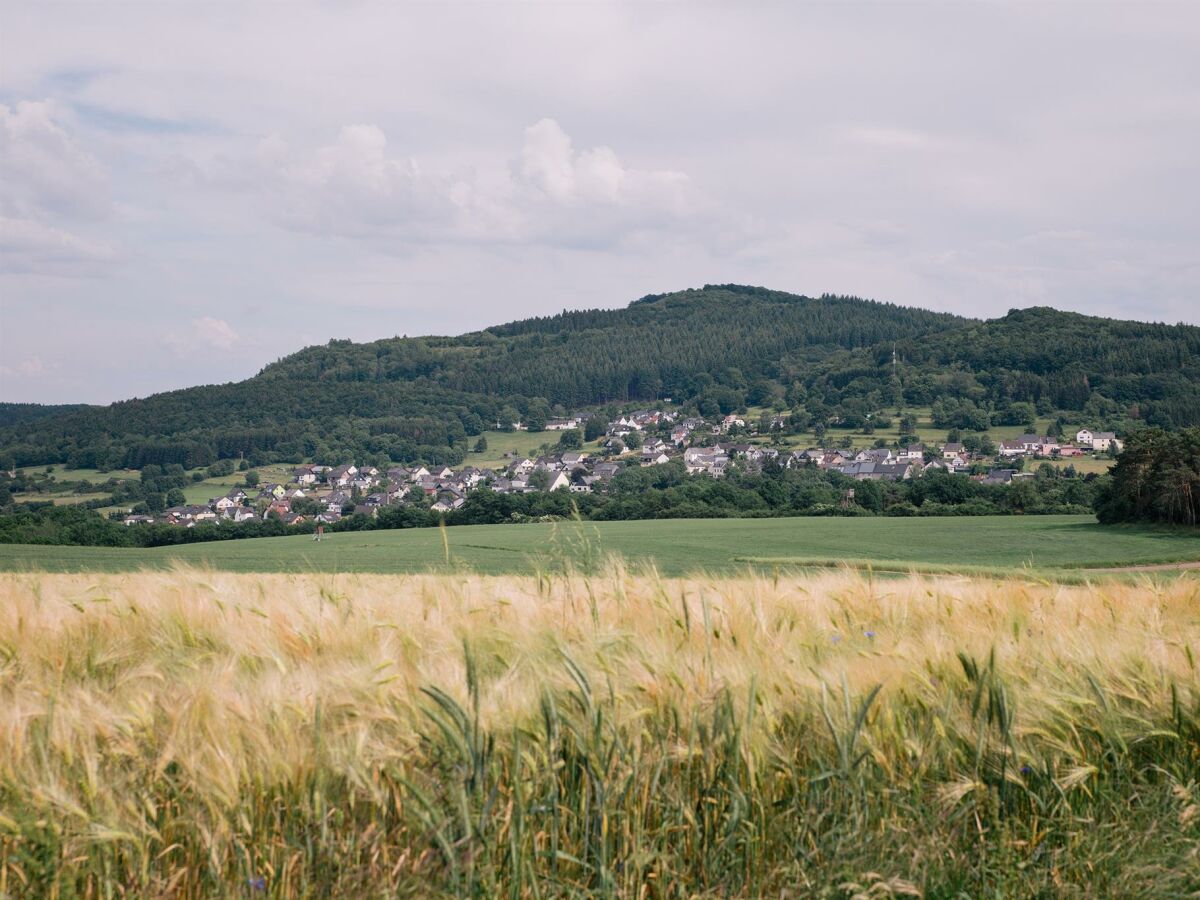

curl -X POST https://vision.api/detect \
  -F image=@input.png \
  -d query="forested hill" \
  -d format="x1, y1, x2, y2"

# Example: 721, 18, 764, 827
1, 284, 1198, 471
256, 286, 965, 406
0, 402, 95, 429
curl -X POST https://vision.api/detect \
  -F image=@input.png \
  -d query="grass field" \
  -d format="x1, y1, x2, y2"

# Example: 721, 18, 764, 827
1037, 456, 1115, 474
4, 566, 1200, 895
0, 515, 1195, 577
13, 492, 111, 506
463, 428, 609, 469
37, 466, 143, 482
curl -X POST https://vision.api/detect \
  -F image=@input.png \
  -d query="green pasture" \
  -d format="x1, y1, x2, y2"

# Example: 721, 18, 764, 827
746, 406, 1071, 453
1, 515, 1195, 578
39, 466, 143, 482
14, 492, 111, 506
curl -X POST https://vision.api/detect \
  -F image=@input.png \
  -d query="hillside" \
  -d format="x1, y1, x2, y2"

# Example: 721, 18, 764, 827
1, 284, 1197, 470
0, 402, 95, 429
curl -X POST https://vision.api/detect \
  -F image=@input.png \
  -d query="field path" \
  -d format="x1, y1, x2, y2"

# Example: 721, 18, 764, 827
1083, 560, 1200, 573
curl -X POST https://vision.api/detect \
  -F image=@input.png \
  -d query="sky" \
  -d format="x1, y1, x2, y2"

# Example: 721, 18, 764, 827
1, 3, 1198, 404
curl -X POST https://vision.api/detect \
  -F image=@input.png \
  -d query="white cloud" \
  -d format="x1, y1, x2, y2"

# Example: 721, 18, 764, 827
0, 216, 114, 273
0, 355, 51, 379
2, 2, 1200, 403
193, 317, 240, 351
0, 100, 112, 274
204, 117, 705, 252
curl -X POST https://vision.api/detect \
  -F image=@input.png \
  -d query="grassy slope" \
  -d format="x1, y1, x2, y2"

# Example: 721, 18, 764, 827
1, 515, 1196, 576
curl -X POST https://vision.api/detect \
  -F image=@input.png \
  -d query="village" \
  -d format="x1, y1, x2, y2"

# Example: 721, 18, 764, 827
128, 406, 1123, 528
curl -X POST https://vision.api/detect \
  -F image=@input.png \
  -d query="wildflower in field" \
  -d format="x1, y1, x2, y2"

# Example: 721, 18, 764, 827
248, 876, 267, 891
864, 630, 876, 640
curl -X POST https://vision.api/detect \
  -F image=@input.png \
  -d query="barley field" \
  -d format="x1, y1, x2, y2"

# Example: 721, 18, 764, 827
2, 566, 1200, 896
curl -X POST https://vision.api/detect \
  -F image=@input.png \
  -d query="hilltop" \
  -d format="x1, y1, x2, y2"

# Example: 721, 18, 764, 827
1, 284, 1197, 470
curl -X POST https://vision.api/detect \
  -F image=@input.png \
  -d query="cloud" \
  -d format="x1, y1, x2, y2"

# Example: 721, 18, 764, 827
0, 355, 52, 379
164, 317, 241, 356
0, 100, 112, 274
205, 117, 706, 252
3, 2, 1200, 403
0, 216, 114, 273
193, 317, 240, 351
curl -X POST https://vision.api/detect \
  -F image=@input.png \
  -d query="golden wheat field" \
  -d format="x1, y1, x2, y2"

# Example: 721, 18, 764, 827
3, 565, 1200, 896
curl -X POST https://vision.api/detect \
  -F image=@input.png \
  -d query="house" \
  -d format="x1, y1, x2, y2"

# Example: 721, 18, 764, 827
684, 446, 729, 476
222, 488, 247, 505
720, 414, 746, 433
895, 444, 925, 463
998, 440, 1026, 458
545, 416, 581, 431
981, 468, 1018, 485
941, 442, 965, 460
592, 461, 621, 480
837, 461, 912, 481
508, 458, 536, 479
816, 451, 849, 469
425, 464, 454, 480
293, 465, 318, 485
854, 448, 895, 464
122, 514, 155, 526
640, 450, 672, 466
546, 471, 571, 492
1075, 429, 1094, 446
613, 415, 644, 432
1016, 435, 1046, 453
213, 494, 239, 511
1089, 432, 1121, 453
164, 504, 212, 523
566, 472, 595, 494
327, 464, 358, 487
459, 467, 488, 488
232, 506, 259, 523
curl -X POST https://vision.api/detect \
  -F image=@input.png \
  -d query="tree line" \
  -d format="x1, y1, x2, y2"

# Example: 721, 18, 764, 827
1095, 428, 1200, 526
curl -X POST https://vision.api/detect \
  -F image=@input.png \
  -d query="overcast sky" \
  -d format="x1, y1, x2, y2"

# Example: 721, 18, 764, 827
1, 2, 1198, 404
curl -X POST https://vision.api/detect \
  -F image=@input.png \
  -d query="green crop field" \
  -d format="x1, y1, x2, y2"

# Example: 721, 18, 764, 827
1, 515, 1195, 577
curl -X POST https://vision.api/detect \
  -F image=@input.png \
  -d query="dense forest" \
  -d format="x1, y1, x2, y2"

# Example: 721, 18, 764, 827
2, 284, 1198, 471
1095, 427, 1200, 526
